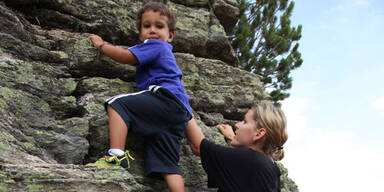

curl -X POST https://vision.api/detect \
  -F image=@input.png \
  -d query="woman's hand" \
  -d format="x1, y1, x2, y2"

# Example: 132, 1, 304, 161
216, 124, 235, 141
89, 34, 105, 48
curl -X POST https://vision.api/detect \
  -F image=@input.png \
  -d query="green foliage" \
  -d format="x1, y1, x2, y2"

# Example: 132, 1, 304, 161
231, 0, 303, 104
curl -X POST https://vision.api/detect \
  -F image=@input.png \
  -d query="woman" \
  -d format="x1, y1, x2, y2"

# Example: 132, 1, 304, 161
186, 103, 288, 192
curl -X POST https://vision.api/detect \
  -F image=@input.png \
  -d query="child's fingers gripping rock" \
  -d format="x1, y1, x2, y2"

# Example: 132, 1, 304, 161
89, 34, 104, 47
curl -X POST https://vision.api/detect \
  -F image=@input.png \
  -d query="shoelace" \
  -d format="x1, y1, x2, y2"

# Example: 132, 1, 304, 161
105, 151, 135, 165
126, 151, 135, 161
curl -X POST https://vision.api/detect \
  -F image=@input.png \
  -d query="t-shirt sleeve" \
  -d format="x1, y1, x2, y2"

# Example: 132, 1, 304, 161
200, 138, 243, 190
128, 40, 163, 66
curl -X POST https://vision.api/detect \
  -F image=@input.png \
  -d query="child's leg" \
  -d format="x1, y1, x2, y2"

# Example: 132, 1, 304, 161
107, 105, 128, 150
163, 173, 185, 192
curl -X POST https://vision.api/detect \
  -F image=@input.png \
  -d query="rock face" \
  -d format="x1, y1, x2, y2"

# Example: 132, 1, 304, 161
0, 0, 298, 191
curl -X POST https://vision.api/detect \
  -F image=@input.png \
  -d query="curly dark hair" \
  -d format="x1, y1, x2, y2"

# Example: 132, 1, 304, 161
136, 1, 177, 33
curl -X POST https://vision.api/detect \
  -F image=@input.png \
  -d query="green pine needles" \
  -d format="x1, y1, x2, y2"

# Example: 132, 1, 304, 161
231, 0, 303, 105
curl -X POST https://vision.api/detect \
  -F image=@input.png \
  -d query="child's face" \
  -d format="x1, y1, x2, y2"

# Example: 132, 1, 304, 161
139, 10, 175, 43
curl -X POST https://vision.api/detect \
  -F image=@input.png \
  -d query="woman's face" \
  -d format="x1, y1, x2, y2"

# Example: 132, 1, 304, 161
231, 109, 259, 148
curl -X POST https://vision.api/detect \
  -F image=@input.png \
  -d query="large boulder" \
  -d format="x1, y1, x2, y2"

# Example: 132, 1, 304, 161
0, 0, 298, 191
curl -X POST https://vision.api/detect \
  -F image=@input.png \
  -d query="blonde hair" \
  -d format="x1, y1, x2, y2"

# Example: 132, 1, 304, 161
252, 103, 288, 161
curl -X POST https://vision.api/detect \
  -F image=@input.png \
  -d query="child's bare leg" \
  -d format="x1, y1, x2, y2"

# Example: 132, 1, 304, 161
107, 105, 127, 150
163, 173, 185, 192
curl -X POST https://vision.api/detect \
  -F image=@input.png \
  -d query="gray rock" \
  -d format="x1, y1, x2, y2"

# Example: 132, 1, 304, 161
0, 0, 298, 191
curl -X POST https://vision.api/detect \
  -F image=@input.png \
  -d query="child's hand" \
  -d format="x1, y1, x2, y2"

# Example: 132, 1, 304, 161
89, 34, 104, 48
216, 124, 235, 141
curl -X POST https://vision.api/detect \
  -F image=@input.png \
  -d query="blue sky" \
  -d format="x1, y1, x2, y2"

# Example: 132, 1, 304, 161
280, 0, 384, 191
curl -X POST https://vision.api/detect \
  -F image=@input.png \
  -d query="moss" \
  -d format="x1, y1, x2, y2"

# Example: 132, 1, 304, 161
120, 20, 135, 35
0, 132, 17, 155
4, 179, 15, 184
0, 98, 8, 110
35, 130, 57, 145
57, 0, 74, 4
24, 172, 57, 180
0, 48, 3, 54
50, 50, 69, 60
35, 130, 54, 138
0, 87, 18, 99
74, 22, 89, 32
73, 37, 96, 63
82, 77, 109, 88
89, 1, 98, 7
81, 77, 130, 93
0, 60, 11, 69
63, 79, 77, 94
88, 167, 128, 181
0, 172, 14, 187
13, 62, 41, 86
22, 142, 37, 152
63, 96, 76, 104
84, 103, 104, 114
0, 173, 6, 179
39, 102, 51, 113
74, 38, 93, 51
109, 7, 131, 17
0, 86, 53, 118
106, 0, 118, 7
62, 117, 89, 137
0, 132, 17, 142
27, 184, 43, 192
0, 72, 7, 84
210, 24, 225, 34
32, 61, 52, 75
0, 184, 10, 192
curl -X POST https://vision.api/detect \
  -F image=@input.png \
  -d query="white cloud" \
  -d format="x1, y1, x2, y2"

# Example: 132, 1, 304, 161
296, 81, 318, 90
371, 97, 384, 118
352, 0, 370, 6
334, 0, 370, 10
283, 129, 384, 192
281, 97, 312, 141
280, 96, 384, 192
326, 0, 372, 25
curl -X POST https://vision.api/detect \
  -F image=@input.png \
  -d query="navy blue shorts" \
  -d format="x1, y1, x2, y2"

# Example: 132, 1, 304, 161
105, 85, 191, 177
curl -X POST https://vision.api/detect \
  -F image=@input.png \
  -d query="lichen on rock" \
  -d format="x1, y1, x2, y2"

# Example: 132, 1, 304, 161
0, 0, 298, 191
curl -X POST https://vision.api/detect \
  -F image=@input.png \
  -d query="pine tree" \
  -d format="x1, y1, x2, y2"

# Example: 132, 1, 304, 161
231, 0, 303, 105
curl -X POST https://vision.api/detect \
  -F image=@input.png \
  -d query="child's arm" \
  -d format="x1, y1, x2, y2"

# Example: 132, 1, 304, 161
185, 118, 205, 156
89, 35, 138, 66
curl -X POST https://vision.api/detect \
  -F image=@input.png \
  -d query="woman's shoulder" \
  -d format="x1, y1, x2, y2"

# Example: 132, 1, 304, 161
201, 139, 261, 160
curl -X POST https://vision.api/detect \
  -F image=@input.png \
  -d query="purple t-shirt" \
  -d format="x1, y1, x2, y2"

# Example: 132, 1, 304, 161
129, 39, 192, 115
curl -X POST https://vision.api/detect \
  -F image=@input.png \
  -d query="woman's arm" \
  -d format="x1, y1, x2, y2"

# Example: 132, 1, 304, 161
89, 35, 138, 66
185, 118, 205, 156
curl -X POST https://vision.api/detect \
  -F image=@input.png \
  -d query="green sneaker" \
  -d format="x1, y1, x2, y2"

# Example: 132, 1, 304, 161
86, 151, 135, 169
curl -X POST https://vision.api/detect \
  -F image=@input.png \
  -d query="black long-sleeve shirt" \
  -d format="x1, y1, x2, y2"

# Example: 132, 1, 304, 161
200, 139, 281, 192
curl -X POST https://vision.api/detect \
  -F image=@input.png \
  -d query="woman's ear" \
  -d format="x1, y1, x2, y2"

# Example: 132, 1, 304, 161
253, 128, 266, 141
